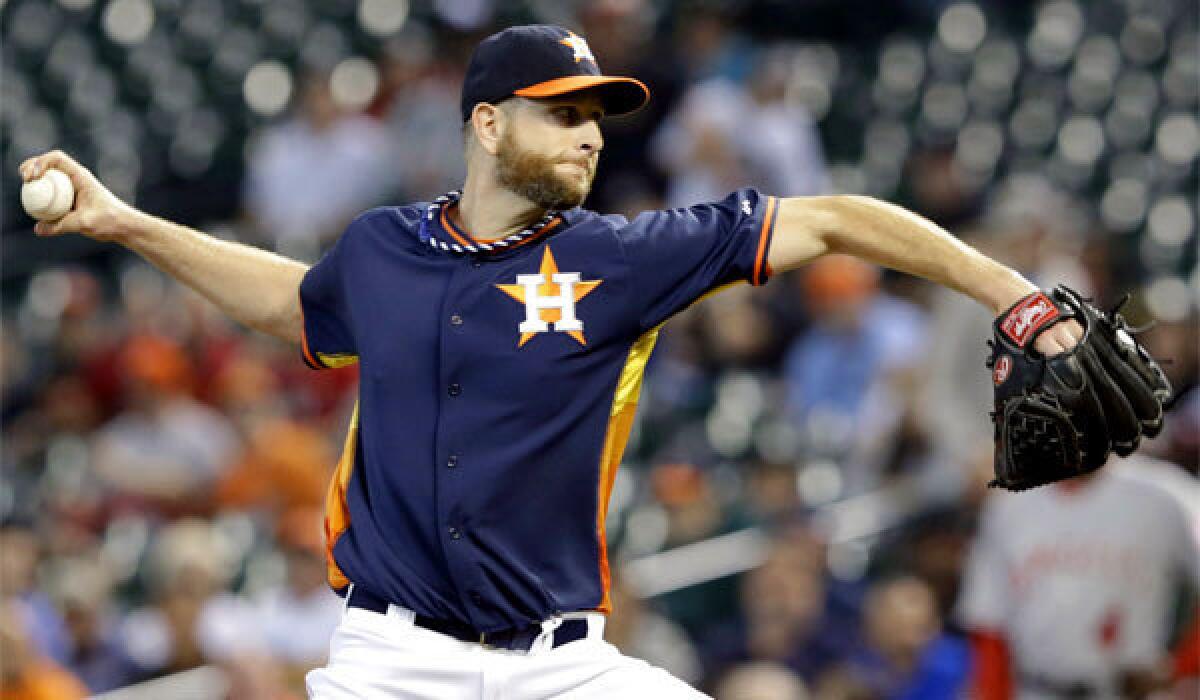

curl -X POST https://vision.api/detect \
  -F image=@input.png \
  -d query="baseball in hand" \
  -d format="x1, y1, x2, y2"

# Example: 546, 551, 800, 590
21, 168, 75, 221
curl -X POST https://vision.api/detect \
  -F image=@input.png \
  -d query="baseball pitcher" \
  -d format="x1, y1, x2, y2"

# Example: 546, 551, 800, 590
22, 24, 1170, 699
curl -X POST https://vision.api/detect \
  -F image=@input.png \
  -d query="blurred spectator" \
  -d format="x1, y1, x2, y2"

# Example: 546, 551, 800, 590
743, 460, 804, 526
221, 652, 301, 700
243, 71, 395, 259
120, 519, 239, 679
652, 45, 827, 208
672, 3, 754, 84
0, 521, 70, 666
815, 575, 969, 699
578, 0, 685, 213
50, 557, 138, 692
213, 354, 334, 515
0, 600, 88, 700
90, 334, 240, 515
783, 255, 927, 496
645, 462, 752, 637
251, 508, 342, 686
713, 660, 810, 700
692, 283, 781, 369
652, 78, 748, 206
898, 147, 981, 230
605, 573, 703, 686
1, 320, 35, 424
876, 504, 978, 622
1157, 388, 1200, 475
378, 30, 467, 201
702, 527, 850, 685
958, 456, 1200, 699
1142, 311, 1200, 474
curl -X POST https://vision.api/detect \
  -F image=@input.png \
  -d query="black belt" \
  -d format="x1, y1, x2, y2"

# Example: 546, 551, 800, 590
346, 586, 589, 652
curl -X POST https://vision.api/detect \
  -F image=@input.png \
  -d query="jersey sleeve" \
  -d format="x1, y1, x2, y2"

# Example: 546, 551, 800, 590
299, 228, 358, 370
617, 188, 778, 331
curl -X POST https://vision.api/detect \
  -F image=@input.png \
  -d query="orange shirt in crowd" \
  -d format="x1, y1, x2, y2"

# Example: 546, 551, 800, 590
0, 660, 88, 700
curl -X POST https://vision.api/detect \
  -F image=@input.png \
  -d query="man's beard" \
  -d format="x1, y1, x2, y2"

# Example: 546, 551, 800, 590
495, 130, 593, 210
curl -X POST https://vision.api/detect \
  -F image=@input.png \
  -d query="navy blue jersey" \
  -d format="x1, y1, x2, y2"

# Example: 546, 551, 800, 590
300, 189, 778, 632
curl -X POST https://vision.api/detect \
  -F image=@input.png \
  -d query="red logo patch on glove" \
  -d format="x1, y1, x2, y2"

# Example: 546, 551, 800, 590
1001, 292, 1060, 346
993, 355, 1013, 385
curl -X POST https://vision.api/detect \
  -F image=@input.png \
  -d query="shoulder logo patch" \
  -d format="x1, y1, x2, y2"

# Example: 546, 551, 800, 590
495, 246, 602, 347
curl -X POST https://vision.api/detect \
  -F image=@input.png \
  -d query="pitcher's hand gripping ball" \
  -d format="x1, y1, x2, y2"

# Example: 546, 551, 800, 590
987, 286, 1172, 491
21, 168, 74, 221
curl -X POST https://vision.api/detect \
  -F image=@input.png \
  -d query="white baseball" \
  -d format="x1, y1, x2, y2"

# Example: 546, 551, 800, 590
21, 168, 75, 221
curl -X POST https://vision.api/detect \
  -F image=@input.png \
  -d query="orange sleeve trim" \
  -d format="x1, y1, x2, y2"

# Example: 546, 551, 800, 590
970, 629, 1014, 700
752, 196, 777, 286
297, 289, 326, 370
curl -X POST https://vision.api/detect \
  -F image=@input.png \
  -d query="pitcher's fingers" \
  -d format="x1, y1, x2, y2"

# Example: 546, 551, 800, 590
34, 212, 83, 237
1059, 322, 1082, 346
1036, 334, 1066, 356
19, 158, 37, 181
29, 151, 90, 191
1064, 319, 1084, 342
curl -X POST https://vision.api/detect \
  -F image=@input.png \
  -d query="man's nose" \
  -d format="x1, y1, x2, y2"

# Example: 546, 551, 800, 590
579, 120, 603, 154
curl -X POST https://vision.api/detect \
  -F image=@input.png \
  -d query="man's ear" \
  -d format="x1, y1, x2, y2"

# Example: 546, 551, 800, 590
471, 102, 506, 156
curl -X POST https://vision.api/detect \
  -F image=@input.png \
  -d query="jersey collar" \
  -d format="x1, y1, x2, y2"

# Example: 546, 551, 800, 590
418, 191, 562, 255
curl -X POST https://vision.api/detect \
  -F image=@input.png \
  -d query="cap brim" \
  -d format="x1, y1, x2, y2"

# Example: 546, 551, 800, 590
513, 75, 650, 116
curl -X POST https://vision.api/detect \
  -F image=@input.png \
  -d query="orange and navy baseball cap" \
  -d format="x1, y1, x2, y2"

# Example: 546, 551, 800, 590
461, 25, 650, 122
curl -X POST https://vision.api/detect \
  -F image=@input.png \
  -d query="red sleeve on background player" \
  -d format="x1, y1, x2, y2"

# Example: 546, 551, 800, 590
970, 629, 1014, 700
1172, 613, 1200, 678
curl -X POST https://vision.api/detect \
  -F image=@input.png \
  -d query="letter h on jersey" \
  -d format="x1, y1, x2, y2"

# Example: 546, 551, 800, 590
516, 272, 583, 333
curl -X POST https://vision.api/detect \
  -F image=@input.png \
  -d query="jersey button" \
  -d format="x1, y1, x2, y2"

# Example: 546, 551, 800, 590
448, 383, 462, 396
446, 455, 458, 468
448, 527, 461, 539
450, 314, 463, 326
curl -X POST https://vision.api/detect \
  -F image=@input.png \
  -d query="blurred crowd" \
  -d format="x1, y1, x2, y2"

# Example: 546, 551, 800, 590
3, 0, 1198, 698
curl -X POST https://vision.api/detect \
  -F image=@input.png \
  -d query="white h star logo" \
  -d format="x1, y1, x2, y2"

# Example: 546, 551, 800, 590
495, 247, 603, 348
517, 272, 582, 333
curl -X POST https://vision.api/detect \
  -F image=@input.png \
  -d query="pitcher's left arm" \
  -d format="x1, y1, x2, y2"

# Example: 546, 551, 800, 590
765, 195, 1081, 354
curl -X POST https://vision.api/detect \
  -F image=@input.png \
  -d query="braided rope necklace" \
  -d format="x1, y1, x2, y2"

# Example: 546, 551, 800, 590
418, 191, 558, 255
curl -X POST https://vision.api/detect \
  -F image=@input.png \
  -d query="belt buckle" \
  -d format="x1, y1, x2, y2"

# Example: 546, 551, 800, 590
478, 632, 495, 650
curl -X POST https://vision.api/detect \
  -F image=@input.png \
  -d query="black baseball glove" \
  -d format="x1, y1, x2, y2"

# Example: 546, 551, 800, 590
986, 286, 1172, 491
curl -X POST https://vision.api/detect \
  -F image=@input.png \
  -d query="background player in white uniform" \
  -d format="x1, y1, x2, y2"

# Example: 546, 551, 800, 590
958, 456, 1200, 698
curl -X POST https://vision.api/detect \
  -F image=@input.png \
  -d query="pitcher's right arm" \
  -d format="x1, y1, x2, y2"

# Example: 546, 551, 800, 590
20, 151, 308, 345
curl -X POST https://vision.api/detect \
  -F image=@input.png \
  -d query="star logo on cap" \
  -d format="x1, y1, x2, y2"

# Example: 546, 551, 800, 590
559, 32, 596, 64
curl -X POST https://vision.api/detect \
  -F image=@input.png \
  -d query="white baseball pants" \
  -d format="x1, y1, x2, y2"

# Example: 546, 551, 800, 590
306, 602, 712, 699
